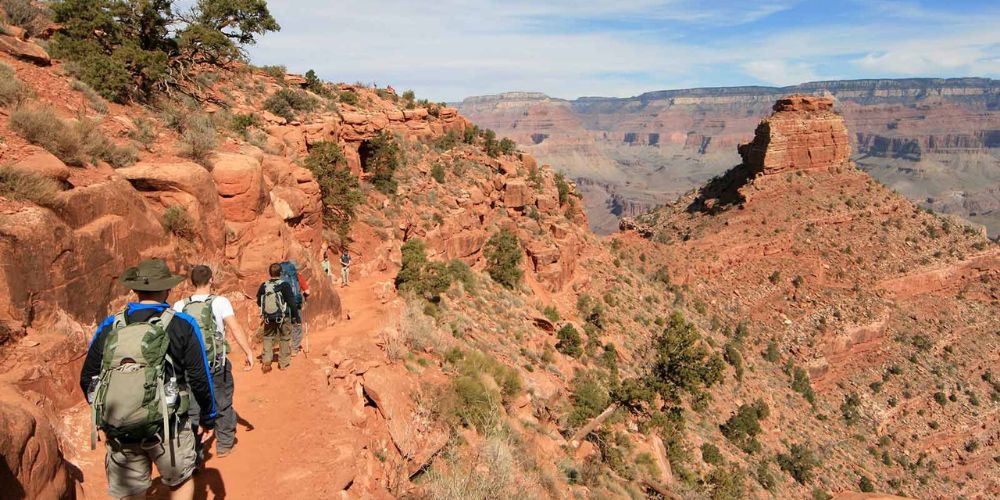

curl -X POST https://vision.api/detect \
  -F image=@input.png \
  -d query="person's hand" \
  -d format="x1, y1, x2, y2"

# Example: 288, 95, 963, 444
243, 353, 254, 371
201, 428, 214, 444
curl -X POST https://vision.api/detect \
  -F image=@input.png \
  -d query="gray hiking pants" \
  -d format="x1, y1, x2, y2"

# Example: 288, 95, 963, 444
188, 360, 236, 453
291, 323, 303, 352
341, 265, 350, 286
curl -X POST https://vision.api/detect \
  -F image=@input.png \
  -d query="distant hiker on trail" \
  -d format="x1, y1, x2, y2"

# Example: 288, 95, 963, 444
278, 261, 310, 356
340, 250, 353, 287
257, 263, 299, 372
81, 259, 217, 500
321, 255, 332, 278
173, 265, 254, 459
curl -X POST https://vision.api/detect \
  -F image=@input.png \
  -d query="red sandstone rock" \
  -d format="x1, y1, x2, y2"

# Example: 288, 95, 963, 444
212, 153, 267, 223
10, 147, 71, 183
0, 386, 76, 498
0, 35, 50, 65
738, 95, 851, 175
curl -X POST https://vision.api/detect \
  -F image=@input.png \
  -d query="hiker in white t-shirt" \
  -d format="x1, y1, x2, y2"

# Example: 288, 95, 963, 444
173, 265, 254, 458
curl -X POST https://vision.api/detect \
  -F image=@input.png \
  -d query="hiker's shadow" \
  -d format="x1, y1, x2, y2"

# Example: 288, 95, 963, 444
195, 467, 226, 499
147, 469, 225, 499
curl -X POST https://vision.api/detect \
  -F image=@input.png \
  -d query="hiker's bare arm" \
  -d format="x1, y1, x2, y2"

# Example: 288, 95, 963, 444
223, 315, 254, 370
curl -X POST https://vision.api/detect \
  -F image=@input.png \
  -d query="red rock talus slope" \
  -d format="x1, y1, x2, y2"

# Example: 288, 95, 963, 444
459, 79, 1000, 235
620, 95, 998, 497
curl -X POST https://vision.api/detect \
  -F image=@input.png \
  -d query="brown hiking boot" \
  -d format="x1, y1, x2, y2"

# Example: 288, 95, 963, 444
262, 364, 272, 374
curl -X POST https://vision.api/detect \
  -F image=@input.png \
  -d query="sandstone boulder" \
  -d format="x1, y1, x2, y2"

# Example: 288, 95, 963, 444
361, 365, 449, 476
10, 148, 71, 184
0, 35, 50, 65
503, 179, 535, 208
212, 153, 267, 223
0, 387, 77, 498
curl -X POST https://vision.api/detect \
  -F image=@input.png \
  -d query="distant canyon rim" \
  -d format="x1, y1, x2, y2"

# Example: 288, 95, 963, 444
458, 78, 1000, 236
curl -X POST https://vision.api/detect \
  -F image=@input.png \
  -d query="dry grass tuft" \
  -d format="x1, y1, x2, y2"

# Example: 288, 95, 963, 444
0, 166, 61, 207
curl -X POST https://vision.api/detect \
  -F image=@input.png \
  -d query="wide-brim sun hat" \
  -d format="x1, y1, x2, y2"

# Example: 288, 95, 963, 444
119, 258, 185, 292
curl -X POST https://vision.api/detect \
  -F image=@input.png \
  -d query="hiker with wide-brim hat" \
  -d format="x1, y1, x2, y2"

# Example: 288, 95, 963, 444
82, 258, 218, 499
118, 258, 186, 291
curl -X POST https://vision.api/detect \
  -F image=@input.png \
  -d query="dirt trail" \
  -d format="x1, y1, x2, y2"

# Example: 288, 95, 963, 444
71, 273, 395, 499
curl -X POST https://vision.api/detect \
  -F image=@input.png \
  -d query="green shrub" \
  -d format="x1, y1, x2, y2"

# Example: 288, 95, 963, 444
555, 173, 571, 205
764, 339, 780, 362
933, 391, 947, 406
230, 112, 262, 136
430, 162, 446, 184
447, 349, 521, 432
542, 306, 560, 323
0, 166, 60, 207
776, 443, 819, 484
859, 475, 875, 492
162, 205, 195, 239
646, 312, 725, 405
841, 392, 863, 425
566, 371, 610, 429
263, 88, 318, 122
701, 443, 723, 465
338, 90, 358, 106
721, 400, 769, 454
791, 365, 817, 407
707, 465, 746, 500
768, 270, 781, 284
812, 489, 833, 500
484, 227, 523, 289
303, 69, 330, 96
395, 239, 474, 302
724, 342, 744, 381
755, 460, 777, 491
360, 131, 401, 194
432, 130, 459, 152
481, 128, 499, 157
304, 141, 361, 238
177, 115, 218, 167
401, 89, 415, 106
463, 125, 479, 144
51, 0, 278, 102
0, 63, 28, 108
556, 324, 583, 358
499, 137, 516, 155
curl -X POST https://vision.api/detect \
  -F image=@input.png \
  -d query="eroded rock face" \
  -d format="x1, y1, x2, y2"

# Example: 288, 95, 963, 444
738, 95, 851, 175
0, 387, 76, 499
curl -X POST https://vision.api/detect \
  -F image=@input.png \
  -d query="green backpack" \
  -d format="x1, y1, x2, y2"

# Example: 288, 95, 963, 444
181, 296, 228, 370
90, 309, 188, 451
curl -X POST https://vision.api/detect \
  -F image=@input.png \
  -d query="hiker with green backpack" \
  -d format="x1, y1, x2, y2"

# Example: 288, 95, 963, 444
80, 259, 217, 500
173, 265, 254, 459
256, 262, 300, 372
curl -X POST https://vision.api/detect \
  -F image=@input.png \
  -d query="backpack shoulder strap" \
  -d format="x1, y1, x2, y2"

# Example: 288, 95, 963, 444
158, 308, 176, 330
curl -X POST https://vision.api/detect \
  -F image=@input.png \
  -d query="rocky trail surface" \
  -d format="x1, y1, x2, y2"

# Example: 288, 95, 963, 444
68, 272, 397, 499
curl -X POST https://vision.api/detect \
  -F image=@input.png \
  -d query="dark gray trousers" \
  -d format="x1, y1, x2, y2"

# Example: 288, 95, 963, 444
189, 359, 236, 452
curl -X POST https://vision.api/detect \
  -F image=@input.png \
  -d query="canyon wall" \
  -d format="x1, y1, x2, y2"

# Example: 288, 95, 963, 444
459, 78, 1000, 235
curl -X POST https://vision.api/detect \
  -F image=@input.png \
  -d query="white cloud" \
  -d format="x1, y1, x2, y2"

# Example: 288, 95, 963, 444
246, 1, 1000, 101
742, 60, 819, 86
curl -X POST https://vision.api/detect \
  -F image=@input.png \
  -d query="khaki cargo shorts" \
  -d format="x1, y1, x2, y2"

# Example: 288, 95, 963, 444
104, 420, 197, 498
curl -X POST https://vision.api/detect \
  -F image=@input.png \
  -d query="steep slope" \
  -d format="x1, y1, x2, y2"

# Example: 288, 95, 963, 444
620, 95, 999, 498
459, 79, 1000, 235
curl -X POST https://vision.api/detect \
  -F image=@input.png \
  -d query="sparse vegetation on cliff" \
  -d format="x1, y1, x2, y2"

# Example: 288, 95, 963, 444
484, 228, 523, 289
360, 131, 402, 194
304, 142, 362, 238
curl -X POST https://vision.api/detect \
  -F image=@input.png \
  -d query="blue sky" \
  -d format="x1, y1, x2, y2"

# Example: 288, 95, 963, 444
246, 0, 1000, 101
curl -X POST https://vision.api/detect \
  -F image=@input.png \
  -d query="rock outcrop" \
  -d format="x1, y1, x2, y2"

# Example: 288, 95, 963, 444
739, 95, 851, 175
620, 95, 999, 496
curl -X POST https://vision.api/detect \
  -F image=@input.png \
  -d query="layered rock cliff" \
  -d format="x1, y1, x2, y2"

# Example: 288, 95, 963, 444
459, 78, 1000, 235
